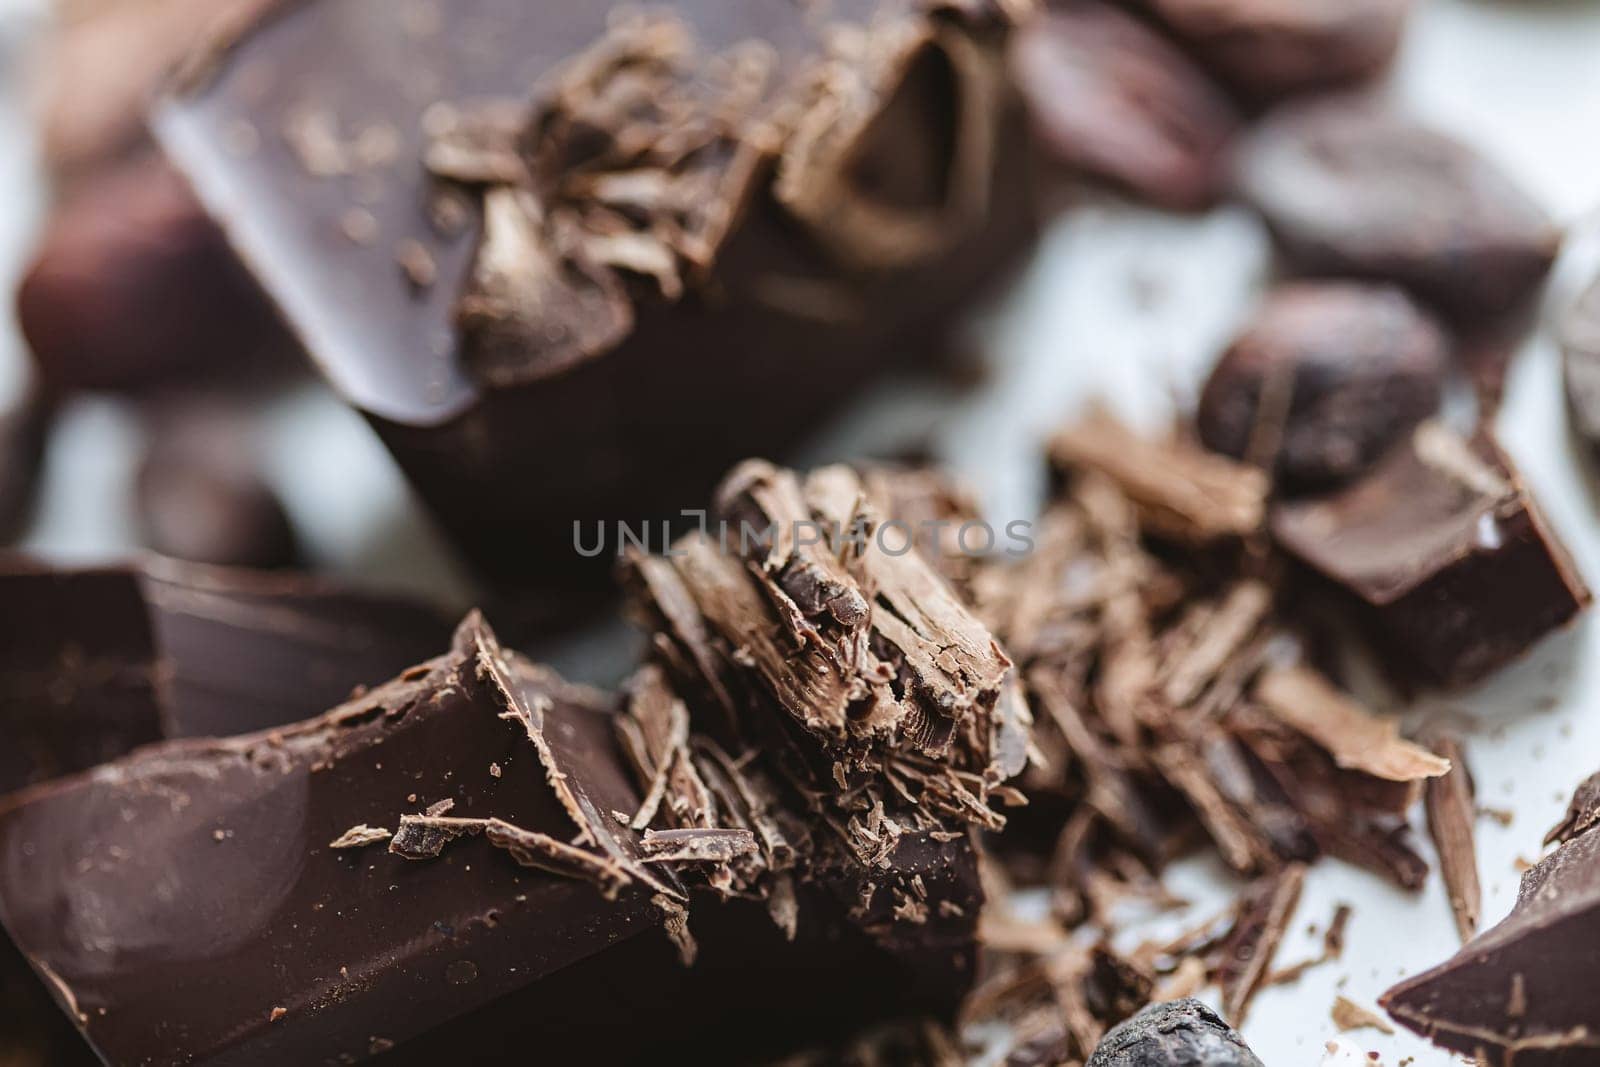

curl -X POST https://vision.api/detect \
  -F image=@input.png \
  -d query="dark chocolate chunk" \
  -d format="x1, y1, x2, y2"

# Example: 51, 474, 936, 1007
1196, 282, 1448, 489
1272, 423, 1590, 688
1086, 998, 1265, 1067
1382, 803, 1600, 1065
0, 554, 453, 793
1235, 99, 1561, 322
1561, 273, 1600, 467
0, 613, 988, 1064
1421, 728, 1481, 942
156, 0, 1038, 601
17, 153, 291, 393
0, 388, 51, 544
135, 408, 299, 570
0, 615, 681, 1065
1132, 0, 1408, 102
1010, 1, 1238, 211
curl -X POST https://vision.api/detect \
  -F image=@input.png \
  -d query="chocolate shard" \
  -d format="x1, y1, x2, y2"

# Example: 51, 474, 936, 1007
1196, 282, 1449, 490
0, 614, 682, 1064
1086, 998, 1265, 1067
1009, 0, 1238, 211
1253, 666, 1449, 786
1272, 423, 1591, 688
1234, 98, 1561, 322
155, 0, 1038, 601
0, 554, 453, 793
1421, 728, 1481, 942
1049, 411, 1268, 545
1131, 0, 1408, 102
1382, 802, 1600, 1065
1215, 863, 1305, 1024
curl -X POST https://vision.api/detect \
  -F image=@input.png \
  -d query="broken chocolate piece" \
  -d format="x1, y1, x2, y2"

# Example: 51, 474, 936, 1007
1132, 0, 1408, 102
1331, 995, 1394, 1035
1010, 1, 1238, 211
156, 0, 1038, 601
1087, 997, 1265, 1067
0, 554, 452, 792
1196, 282, 1449, 489
1421, 728, 1481, 942
1382, 809, 1600, 1065
1253, 666, 1449, 785
1235, 99, 1561, 322
135, 408, 299, 570
0, 388, 51, 544
0, 614, 681, 1064
1272, 423, 1590, 688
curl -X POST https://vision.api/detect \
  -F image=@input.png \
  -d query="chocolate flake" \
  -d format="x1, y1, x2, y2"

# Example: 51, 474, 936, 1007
329, 824, 392, 850
1331, 995, 1393, 1035
1421, 729, 1481, 942
1216, 864, 1305, 1024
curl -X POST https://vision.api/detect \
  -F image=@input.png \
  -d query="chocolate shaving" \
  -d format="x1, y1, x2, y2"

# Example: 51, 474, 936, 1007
1049, 411, 1268, 544
388, 814, 486, 859
328, 824, 392, 850
1215, 864, 1305, 1024
1330, 995, 1394, 1035
1254, 666, 1449, 784
1421, 729, 1481, 942
640, 827, 758, 864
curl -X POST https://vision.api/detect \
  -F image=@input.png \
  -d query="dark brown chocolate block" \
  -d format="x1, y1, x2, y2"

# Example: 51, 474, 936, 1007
0, 554, 452, 794
1382, 779, 1600, 1065
0, 614, 989, 1065
155, 0, 1038, 607
1272, 424, 1590, 688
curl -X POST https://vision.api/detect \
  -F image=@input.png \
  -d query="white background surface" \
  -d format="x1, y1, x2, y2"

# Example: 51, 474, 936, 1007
6, 1, 1600, 1063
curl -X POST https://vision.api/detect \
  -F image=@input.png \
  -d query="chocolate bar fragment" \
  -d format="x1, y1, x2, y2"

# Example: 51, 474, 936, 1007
0, 554, 452, 793
0, 615, 682, 1064
1272, 423, 1590, 688
1235, 99, 1561, 322
1087, 998, 1265, 1067
1381, 774, 1600, 1065
155, 0, 1039, 605
1, 614, 991, 1065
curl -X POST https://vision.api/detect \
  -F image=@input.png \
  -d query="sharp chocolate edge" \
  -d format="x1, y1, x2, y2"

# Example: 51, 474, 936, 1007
1382, 773, 1600, 1065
